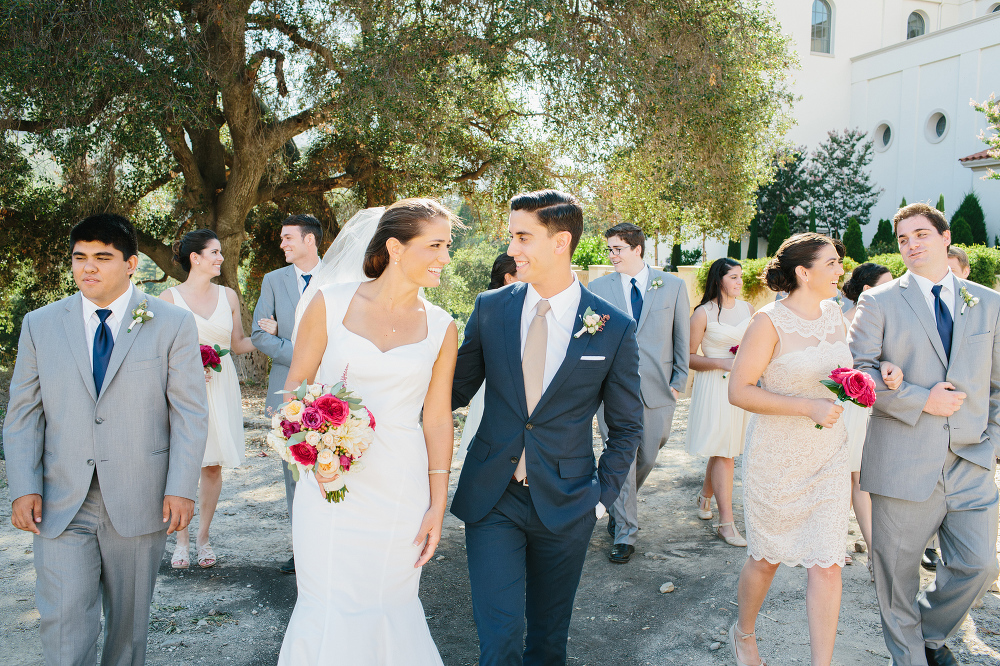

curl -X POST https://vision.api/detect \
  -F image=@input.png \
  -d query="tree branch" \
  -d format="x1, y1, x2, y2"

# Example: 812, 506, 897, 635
135, 228, 186, 282
0, 94, 111, 133
157, 124, 209, 205
453, 160, 493, 183
246, 14, 344, 78
246, 49, 288, 97
256, 173, 360, 205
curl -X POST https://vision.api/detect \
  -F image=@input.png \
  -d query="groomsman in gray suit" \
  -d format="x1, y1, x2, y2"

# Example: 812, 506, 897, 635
251, 214, 322, 574
589, 223, 689, 563
850, 203, 1000, 666
5, 214, 208, 666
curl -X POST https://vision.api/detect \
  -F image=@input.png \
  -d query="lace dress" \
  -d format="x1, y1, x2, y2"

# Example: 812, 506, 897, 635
686, 300, 752, 458
278, 282, 452, 665
742, 300, 852, 568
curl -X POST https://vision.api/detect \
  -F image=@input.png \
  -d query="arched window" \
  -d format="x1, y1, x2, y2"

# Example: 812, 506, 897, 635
990, 3, 1000, 12
907, 12, 926, 39
811, 0, 833, 54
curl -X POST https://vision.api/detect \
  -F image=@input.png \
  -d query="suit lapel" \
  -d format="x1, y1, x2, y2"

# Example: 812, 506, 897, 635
900, 273, 948, 367
636, 267, 657, 332
283, 266, 300, 307
63, 293, 98, 402
948, 278, 970, 369
606, 272, 629, 314
97, 288, 146, 403
530, 288, 595, 417
504, 283, 529, 419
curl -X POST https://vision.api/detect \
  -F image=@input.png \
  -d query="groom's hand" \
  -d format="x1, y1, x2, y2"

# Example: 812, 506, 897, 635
923, 382, 966, 417
11, 494, 42, 534
163, 495, 195, 534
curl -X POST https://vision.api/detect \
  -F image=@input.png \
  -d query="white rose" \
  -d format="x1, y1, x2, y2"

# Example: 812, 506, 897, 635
321, 432, 335, 447
302, 394, 314, 405
284, 400, 304, 422
316, 448, 337, 475
309, 384, 323, 397
305, 431, 321, 447
271, 414, 282, 429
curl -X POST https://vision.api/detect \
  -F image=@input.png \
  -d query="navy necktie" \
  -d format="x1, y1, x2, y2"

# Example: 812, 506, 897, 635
302, 274, 312, 292
630, 277, 643, 323
931, 284, 953, 359
93, 309, 114, 393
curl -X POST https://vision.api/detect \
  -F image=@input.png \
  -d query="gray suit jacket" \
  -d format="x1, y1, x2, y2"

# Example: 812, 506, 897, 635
3, 288, 208, 538
589, 267, 690, 409
251, 265, 300, 413
849, 272, 1000, 502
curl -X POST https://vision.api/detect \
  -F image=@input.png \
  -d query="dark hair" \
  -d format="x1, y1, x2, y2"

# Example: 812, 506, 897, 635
489, 253, 517, 290
842, 262, 891, 302
509, 189, 583, 253
604, 222, 645, 259
699, 257, 742, 310
172, 229, 219, 273
948, 245, 969, 270
70, 214, 138, 260
363, 198, 457, 279
762, 232, 845, 293
282, 214, 323, 246
893, 202, 949, 236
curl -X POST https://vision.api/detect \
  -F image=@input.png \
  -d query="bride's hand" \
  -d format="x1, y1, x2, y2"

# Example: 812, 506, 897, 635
313, 469, 339, 498
808, 398, 844, 429
413, 504, 446, 568
881, 362, 903, 390
258, 316, 278, 335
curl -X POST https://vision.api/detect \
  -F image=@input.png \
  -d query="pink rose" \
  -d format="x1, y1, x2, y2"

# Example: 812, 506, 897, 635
300, 407, 325, 430
200, 344, 221, 370
288, 443, 318, 467
312, 394, 350, 427
365, 407, 376, 430
729, 345, 739, 355
340, 454, 352, 471
280, 420, 301, 438
835, 368, 877, 408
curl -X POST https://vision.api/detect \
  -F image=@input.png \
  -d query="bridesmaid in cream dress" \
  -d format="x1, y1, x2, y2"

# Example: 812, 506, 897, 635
686, 258, 751, 547
160, 230, 257, 569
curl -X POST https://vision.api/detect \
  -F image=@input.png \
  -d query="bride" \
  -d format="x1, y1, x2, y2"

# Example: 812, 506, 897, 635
277, 199, 458, 665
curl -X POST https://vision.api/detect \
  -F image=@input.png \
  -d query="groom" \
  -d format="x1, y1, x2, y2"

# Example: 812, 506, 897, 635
452, 189, 643, 665
849, 203, 1000, 666
5, 214, 208, 665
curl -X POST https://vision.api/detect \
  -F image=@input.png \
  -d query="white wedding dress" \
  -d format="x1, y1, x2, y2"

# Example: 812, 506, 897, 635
277, 281, 452, 665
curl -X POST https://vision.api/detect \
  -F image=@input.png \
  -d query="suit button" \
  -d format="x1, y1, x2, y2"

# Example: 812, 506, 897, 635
95, 417, 104, 424
510, 456, 519, 464
525, 424, 533, 430
86, 459, 95, 466
943, 424, 949, 430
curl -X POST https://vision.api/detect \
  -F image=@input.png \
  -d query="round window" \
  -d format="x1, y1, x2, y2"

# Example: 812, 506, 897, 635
874, 122, 893, 152
925, 111, 949, 143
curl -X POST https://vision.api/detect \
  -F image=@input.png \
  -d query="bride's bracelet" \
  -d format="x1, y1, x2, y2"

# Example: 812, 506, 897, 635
428, 469, 451, 475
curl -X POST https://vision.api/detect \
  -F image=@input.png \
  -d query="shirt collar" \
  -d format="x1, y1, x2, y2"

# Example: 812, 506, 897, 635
626, 264, 649, 290
82, 283, 134, 323
524, 275, 581, 320
293, 258, 321, 279
909, 269, 954, 298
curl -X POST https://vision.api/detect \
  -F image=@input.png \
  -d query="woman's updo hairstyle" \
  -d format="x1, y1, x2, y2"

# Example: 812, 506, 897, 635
761, 232, 845, 294
842, 262, 891, 303
172, 229, 219, 273
363, 198, 458, 279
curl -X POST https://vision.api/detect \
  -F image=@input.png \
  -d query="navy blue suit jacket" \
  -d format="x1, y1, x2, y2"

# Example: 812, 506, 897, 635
451, 281, 643, 533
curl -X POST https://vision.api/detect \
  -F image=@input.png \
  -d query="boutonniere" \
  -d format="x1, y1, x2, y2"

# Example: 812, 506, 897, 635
127, 300, 154, 332
573, 307, 610, 338
648, 277, 663, 291
960, 286, 979, 315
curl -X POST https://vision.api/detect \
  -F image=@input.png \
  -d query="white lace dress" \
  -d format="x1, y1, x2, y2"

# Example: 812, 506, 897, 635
278, 282, 451, 666
742, 300, 852, 568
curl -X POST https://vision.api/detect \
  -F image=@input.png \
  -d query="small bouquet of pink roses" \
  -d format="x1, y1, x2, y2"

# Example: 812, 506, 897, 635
201, 344, 230, 372
266, 370, 376, 502
815, 367, 877, 429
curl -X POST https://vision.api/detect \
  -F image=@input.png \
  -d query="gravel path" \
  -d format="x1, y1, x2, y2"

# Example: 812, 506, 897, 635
2, 387, 998, 665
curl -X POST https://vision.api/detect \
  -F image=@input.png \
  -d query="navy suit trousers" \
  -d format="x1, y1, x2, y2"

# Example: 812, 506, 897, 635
465, 480, 597, 666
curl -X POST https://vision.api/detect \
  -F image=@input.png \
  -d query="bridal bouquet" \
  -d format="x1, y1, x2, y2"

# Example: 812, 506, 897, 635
201, 344, 230, 372
266, 373, 375, 503
815, 367, 877, 429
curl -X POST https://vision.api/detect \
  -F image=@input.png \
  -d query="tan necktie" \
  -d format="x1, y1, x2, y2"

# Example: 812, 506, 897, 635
516, 299, 550, 482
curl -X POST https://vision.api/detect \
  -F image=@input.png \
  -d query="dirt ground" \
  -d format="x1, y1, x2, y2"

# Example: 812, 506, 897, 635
2, 386, 999, 665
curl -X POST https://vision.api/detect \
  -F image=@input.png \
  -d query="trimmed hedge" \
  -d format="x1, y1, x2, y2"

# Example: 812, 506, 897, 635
695, 256, 858, 303
868, 244, 1000, 288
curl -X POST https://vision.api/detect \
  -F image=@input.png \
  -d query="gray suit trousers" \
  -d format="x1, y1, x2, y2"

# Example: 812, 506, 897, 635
600, 403, 675, 545
871, 450, 999, 665
34, 474, 167, 666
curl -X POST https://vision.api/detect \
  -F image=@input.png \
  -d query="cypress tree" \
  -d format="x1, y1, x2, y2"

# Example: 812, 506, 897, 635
936, 194, 945, 213
671, 243, 682, 269
768, 214, 791, 256
900, 197, 907, 207
808, 208, 816, 233
868, 218, 898, 254
843, 217, 867, 262
952, 192, 987, 245
951, 216, 974, 245
727, 236, 742, 259
747, 216, 759, 259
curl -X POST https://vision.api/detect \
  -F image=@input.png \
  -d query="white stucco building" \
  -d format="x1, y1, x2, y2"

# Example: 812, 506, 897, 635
692, 0, 1000, 261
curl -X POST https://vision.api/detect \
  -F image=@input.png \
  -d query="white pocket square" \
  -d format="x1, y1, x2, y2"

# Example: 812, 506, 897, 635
580, 356, 606, 361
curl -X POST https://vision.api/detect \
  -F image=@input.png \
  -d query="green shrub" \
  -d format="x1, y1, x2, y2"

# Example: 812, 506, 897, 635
571, 234, 607, 268
868, 218, 897, 255
424, 242, 504, 333
843, 218, 867, 262
727, 237, 742, 259
936, 194, 946, 213
679, 248, 703, 266
951, 216, 974, 245
696, 256, 771, 303
900, 197, 907, 207
868, 253, 907, 278
952, 192, 987, 245
958, 244, 1000, 288
767, 214, 791, 256
671, 243, 682, 268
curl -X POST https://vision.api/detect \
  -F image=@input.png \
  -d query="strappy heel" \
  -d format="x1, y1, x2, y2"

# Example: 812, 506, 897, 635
729, 622, 767, 666
715, 521, 748, 547
171, 542, 189, 569
696, 493, 713, 520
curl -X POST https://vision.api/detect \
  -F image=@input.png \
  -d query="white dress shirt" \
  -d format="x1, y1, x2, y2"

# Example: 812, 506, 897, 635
909, 269, 956, 319
520, 277, 581, 393
519, 277, 606, 517
82, 284, 134, 370
294, 258, 321, 294
618, 264, 649, 318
